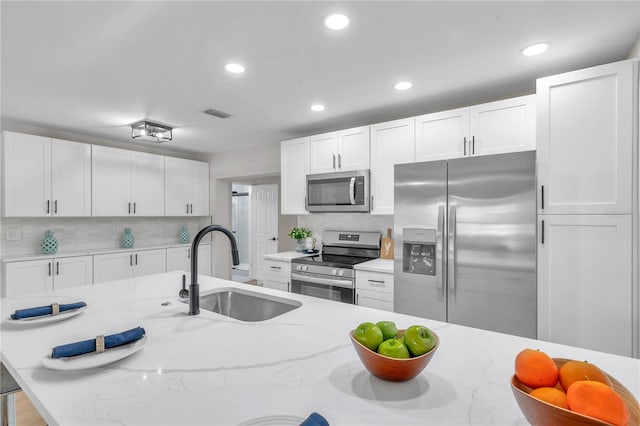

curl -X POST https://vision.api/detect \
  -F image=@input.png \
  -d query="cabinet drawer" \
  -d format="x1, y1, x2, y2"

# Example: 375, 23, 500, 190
356, 270, 394, 294
356, 288, 394, 312
263, 259, 291, 279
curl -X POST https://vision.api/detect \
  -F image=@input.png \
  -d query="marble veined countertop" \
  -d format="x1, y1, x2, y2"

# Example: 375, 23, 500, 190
1, 272, 638, 425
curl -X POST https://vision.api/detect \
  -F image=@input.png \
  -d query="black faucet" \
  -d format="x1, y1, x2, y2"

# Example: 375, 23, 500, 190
185, 225, 240, 315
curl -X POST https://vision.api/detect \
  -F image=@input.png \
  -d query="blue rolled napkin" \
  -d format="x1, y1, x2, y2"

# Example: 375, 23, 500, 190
51, 326, 146, 359
300, 412, 329, 426
10, 301, 87, 320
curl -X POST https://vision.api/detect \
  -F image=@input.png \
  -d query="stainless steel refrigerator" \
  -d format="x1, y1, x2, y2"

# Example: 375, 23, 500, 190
394, 150, 536, 338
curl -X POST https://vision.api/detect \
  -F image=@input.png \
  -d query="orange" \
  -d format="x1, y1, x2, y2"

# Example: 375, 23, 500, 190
515, 348, 559, 388
529, 387, 569, 409
559, 360, 612, 391
567, 380, 630, 426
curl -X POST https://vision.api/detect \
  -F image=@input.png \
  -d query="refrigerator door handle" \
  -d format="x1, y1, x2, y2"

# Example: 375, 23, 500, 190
349, 177, 356, 205
448, 205, 457, 294
436, 205, 445, 292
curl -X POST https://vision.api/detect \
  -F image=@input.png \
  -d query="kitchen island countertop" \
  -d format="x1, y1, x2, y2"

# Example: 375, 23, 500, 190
1, 271, 638, 425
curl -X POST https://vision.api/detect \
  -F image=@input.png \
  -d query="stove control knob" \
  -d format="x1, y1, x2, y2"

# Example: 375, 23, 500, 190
331, 269, 337, 275
302, 265, 308, 272
295, 265, 301, 271
337, 270, 344, 277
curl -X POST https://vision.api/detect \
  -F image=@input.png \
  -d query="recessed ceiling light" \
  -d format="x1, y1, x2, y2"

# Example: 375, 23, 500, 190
310, 104, 325, 112
394, 81, 413, 91
225, 63, 245, 73
520, 42, 550, 56
324, 14, 349, 30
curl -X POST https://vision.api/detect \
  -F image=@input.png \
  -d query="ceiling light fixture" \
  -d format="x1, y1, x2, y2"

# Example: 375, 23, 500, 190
310, 104, 325, 112
225, 63, 245, 73
131, 120, 173, 143
324, 14, 349, 30
520, 42, 550, 56
394, 81, 413, 91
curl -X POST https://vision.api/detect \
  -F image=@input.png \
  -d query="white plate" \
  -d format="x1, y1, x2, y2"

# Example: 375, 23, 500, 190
238, 415, 305, 426
42, 335, 147, 371
7, 304, 86, 325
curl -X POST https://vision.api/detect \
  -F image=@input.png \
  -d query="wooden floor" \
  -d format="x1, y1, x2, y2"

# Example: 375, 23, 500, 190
15, 392, 46, 426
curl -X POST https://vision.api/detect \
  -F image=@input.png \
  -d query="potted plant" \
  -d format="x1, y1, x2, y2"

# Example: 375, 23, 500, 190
288, 227, 312, 252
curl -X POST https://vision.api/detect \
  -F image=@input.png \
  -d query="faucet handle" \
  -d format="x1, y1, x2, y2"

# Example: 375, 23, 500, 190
178, 274, 189, 299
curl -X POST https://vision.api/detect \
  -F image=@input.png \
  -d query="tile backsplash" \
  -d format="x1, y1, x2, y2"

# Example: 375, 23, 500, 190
296, 213, 393, 247
0, 217, 211, 257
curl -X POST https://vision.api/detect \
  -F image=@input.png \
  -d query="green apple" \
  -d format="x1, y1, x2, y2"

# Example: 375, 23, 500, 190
353, 322, 384, 351
403, 325, 436, 356
377, 338, 410, 359
376, 321, 398, 341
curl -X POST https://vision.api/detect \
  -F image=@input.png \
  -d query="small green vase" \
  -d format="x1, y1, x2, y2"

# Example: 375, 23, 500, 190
178, 226, 190, 244
121, 228, 135, 248
41, 230, 58, 254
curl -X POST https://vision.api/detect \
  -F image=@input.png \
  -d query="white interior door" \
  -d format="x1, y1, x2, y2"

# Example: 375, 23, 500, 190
251, 184, 279, 281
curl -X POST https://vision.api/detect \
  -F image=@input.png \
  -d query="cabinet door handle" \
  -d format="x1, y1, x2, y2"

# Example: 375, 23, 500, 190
356, 293, 359, 305
370, 195, 374, 211
48, 262, 52, 276
135, 254, 138, 265
46, 200, 50, 214
190, 204, 193, 214
187, 249, 191, 259
56, 261, 59, 276
463, 137, 467, 156
367, 279, 386, 285
472, 136, 475, 154
338, 154, 342, 169
541, 220, 545, 245
133, 202, 136, 214
270, 266, 281, 270
332, 154, 336, 170
128, 202, 131, 214
541, 185, 545, 210
54, 200, 58, 214
186, 204, 190, 214
130, 254, 133, 266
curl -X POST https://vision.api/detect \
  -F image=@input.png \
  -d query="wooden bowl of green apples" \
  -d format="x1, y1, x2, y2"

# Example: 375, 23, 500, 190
350, 321, 439, 382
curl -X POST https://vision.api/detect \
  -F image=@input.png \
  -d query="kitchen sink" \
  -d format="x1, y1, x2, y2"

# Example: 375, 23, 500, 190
185, 287, 302, 321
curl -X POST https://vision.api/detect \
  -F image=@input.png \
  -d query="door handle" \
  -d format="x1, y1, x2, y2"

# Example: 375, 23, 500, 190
133, 202, 136, 214
448, 205, 457, 295
463, 137, 467, 156
186, 204, 190, 214
541, 220, 545, 245
56, 261, 59, 276
46, 200, 50, 214
332, 154, 336, 170
370, 195, 374, 211
48, 262, 52, 276
135, 254, 138, 265
338, 154, 342, 169
436, 205, 445, 293
190, 204, 193, 214
349, 177, 356, 205
471, 136, 475, 154
128, 202, 131, 214
187, 248, 191, 259
541, 185, 545, 210
54, 200, 58, 214
130, 254, 133, 266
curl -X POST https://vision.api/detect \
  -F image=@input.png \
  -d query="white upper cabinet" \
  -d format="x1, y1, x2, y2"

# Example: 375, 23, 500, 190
370, 118, 415, 215
2, 132, 91, 217
92, 146, 164, 216
165, 157, 210, 216
308, 126, 369, 174
537, 60, 635, 215
414, 95, 535, 162
281, 137, 309, 215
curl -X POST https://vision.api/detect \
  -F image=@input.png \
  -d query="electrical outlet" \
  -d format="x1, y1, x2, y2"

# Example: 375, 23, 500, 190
6, 229, 22, 241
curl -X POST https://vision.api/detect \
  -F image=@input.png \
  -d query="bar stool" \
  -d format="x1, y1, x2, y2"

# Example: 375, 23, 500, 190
1, 362, 21, 426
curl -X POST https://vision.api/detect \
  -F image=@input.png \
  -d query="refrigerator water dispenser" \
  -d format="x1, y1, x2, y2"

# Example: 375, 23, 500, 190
402, 228, 436, 276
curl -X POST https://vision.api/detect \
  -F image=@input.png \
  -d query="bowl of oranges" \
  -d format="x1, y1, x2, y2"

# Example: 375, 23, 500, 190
511, 349, 639, 426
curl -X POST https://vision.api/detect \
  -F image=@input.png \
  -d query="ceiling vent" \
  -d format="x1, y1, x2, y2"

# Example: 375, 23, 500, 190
204, 108, 231, 119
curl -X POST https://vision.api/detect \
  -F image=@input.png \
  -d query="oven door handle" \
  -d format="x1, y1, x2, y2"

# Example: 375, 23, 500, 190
349, 177, 356, 205
291, 272, 354, 289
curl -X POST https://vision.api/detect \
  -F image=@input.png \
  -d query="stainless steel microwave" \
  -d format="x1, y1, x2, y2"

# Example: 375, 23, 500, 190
306, 170, 370, 212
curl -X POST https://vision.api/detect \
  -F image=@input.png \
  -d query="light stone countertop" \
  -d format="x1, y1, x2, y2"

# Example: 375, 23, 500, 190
263, 251, 317, 261
1, 242, 213, 263
353, 258, 393, 274
1, 271, 638, 425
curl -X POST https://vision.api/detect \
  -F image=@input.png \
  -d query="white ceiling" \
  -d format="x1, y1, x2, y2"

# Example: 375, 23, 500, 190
2, 1, 639, 156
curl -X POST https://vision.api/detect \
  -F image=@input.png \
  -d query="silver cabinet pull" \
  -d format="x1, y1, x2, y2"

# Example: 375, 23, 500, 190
448, 205, 457, 295
436, 205, 445, 293
128, 202, 131, 214
338, 153, 342, 169
56, 261, 59, 276
367, 279, 386, 285
135, 254, 138, 265
332, 154, 336, 170
463, 137, 467, 156
190, 204, 193, 214
270, 266, 281, 270
46, 200, 50, 214
54, 200, 58, 214
129, 254, 133, 266
541, 220, 545, 245
186, 204, 189, 214
48, 262, 52, 276
541, 185, 545, 210
133, 202, 136, 214
472, 136, 475, 154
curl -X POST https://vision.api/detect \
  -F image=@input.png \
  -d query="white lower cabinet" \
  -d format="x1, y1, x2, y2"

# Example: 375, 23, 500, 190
93, 249, 166, 284
166, 244, 212, 276
4, 255, 93, 297
261, 258, 291, 292
537, 214, 634, 357
355, 270, 394, 312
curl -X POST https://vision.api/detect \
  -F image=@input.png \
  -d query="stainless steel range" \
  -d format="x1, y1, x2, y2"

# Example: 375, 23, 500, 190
290, 230, 381, 304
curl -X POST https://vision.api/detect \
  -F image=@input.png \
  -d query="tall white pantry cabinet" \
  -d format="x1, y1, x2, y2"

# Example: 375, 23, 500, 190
536, 59, 638, 357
